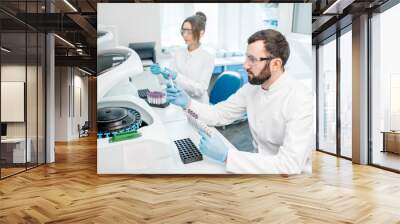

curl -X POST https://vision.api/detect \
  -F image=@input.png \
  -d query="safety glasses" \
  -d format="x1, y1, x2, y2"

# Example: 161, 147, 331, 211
245, 54, 275, 65
180, 28, 193, 35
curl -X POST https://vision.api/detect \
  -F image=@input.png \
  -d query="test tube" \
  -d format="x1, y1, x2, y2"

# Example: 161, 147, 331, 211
148, 91, 166, 105
168, 76, 175, 89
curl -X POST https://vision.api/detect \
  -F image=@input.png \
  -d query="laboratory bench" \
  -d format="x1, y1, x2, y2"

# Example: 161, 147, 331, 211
97, 70, 239, 174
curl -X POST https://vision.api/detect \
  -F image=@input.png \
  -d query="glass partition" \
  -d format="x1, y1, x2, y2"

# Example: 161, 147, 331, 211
0, 1, 46, 179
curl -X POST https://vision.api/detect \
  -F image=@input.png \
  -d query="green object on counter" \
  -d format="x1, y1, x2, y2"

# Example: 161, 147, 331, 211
109, 131, 142, 143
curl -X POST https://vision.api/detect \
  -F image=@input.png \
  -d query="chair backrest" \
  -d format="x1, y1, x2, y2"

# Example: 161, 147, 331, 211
209, 71, 242, 105
82, 121, 90, 129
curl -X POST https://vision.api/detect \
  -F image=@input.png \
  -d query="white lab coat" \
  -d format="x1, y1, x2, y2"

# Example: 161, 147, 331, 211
189, 73, 315, 174
170, 46, 215, 104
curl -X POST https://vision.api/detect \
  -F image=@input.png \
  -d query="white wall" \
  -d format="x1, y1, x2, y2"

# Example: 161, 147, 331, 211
55, 67, 68, 141
98, 3, 161, 54
72, 74, 89, 138
54, 67, 89, 141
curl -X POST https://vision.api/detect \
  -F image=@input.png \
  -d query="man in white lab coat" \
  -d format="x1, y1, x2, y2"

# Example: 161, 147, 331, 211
166, 29, 314, 174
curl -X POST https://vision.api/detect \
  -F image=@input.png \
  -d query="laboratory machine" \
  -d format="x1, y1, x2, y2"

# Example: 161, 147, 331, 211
97, 25, 117, 52
97, 45, 175, 173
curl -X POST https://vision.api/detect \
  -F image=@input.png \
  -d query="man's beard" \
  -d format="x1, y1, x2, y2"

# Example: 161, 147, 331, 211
247, 62, 271, 85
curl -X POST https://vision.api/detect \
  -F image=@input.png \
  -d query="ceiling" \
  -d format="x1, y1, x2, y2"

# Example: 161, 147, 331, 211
0, 0, 395, 74
0, 0, 99, 73
312, 0, 391, 44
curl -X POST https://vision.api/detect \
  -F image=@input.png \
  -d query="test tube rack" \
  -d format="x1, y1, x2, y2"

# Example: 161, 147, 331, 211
145, 90, 169, 108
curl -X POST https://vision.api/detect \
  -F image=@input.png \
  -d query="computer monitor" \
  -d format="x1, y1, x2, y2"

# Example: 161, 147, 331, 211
1, 123, 7, 137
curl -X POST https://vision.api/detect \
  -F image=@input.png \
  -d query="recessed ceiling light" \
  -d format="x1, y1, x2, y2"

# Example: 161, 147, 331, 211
78, 67, 92, 76
54, 34, 75, 48
1, 47, 11, 53
322, 0, 354, 15
63, 0, 78, 12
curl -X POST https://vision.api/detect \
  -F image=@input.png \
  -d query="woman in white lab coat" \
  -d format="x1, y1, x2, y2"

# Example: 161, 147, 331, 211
151, 12, 215, 104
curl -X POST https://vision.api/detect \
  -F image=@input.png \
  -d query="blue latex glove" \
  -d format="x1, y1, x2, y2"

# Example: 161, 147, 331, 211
161, 68, 177, 80
198, 130, 229, 163
165, 84, 190, 108
150, 64, 177, 80
150, 64, 162, 75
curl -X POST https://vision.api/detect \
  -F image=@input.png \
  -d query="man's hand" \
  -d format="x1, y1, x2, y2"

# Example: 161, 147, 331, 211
198, 130, 229, 163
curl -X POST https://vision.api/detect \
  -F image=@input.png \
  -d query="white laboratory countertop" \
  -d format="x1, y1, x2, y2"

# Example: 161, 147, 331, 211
128, 71, 239, 174
127, 119, 229, 174
161, 119, 236, 174
1, 137, 30, 143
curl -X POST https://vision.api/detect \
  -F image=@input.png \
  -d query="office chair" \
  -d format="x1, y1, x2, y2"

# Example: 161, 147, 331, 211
209, 71, 242, 105
79, 121, 90, 138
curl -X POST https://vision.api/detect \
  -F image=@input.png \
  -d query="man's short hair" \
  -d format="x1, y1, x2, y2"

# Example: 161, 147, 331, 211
248, 29, 290, 67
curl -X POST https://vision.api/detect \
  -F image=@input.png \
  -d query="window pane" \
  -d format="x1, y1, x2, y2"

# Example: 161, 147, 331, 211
340, 29, 352, 158
292, 4, 312, 35
1, 30, 27, 177
38, 32, 46, 165
193, 4, 218, 49
160, 4, 185, 48
318, 38, 337, 154
27, 31, 38, 169
371, 3, 400, 171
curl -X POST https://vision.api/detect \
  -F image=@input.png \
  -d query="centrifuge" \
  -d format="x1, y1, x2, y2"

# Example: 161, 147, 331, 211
97, 25, 117, 52
97, 45, 174, 174
97, 46, 142, 101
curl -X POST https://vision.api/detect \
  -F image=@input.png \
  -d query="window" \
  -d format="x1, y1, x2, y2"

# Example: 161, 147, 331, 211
339, 29, 352, 158
160, 4, 185, 48
292, 4, 312, 35
193, 3, 218, 49
390, 74, 400, 130
0, 1, 47, 179
318, 37, 337, 155
160, 3, 309, 55
371, 2, 400, 171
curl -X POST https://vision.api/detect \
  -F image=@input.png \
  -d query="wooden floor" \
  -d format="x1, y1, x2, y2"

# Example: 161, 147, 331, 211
1, 167, 25, 178
1, 136, 400, 223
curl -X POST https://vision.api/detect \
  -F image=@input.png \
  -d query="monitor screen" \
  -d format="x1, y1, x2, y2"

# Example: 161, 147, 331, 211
1, 123, 7, 137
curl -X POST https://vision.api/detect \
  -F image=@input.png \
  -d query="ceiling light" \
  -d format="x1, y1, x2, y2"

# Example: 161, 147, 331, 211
54, 34, 75, 48
1, 47, 11, 53
78, 67, 92, 76
323, 0, 354, 15
63, 0, 78, 12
